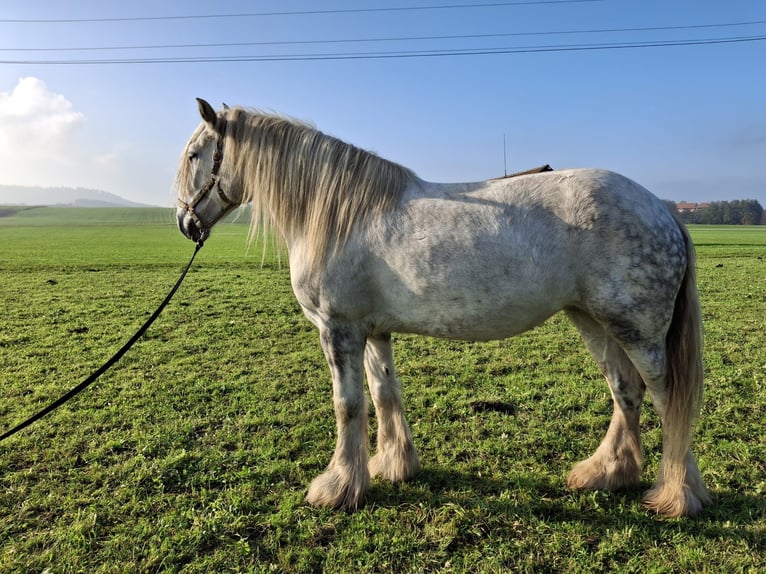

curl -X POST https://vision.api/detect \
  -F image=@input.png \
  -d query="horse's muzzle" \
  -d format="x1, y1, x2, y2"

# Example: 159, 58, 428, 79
176, 207, 209, 245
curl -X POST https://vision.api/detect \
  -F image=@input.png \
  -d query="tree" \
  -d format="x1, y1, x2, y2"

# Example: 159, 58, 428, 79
695, 200, 763, 225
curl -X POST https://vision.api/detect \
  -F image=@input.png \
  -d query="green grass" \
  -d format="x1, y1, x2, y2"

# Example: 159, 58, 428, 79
1, 211, 764, 573
0, 206, 177, 227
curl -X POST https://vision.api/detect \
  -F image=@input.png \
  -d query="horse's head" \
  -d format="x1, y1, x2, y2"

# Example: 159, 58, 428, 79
176, 98, 239, 245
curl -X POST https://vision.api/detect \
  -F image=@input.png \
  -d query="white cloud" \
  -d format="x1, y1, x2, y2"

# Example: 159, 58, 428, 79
0, 77, 84, 148
1, 77, 79, 118
0, 77, 86, 187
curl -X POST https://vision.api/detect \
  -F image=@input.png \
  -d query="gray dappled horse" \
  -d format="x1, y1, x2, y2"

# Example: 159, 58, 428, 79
176, 99, 710, 517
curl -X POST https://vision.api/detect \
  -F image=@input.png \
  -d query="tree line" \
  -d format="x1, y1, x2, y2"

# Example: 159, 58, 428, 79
664, 199, 765, 225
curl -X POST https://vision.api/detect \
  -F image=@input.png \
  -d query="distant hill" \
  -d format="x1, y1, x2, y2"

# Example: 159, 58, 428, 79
0, 184, 153, 207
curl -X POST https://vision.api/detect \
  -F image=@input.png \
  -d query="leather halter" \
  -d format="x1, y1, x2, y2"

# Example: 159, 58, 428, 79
177, 133, 236, 230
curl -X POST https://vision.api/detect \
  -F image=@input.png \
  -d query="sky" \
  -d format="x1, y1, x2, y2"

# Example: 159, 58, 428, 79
0, 0, 764, 207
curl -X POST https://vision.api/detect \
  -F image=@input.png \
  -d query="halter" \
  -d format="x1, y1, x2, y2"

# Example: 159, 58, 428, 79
177, 130, 237, 231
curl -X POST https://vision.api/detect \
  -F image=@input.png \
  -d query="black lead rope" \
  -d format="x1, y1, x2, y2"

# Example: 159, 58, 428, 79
0, 242, 203, 443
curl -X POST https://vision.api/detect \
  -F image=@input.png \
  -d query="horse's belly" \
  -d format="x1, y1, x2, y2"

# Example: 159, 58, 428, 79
384, 311, 553, 341
375, 280, 571, 341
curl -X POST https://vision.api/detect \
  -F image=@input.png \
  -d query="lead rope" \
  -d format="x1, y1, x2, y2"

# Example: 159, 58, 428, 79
0, 241, 204, 443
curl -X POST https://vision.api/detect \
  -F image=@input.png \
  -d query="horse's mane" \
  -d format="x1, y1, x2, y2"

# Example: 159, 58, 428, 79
223, 107, 416, 270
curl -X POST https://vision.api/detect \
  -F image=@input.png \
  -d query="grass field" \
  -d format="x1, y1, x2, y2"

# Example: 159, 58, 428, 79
1, 207, 764, 573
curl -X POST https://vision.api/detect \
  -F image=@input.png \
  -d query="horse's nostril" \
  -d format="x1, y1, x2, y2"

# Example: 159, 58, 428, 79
177, 210, 203, 242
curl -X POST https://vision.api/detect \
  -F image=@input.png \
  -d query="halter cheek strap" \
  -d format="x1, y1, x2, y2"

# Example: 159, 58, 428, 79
178, 134, 237, 229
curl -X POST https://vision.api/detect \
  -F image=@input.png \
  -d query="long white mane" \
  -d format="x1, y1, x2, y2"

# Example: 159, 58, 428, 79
223, 108, 417, 269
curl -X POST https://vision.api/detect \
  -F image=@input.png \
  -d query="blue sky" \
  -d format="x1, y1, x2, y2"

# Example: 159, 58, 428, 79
0, 0, 764, 207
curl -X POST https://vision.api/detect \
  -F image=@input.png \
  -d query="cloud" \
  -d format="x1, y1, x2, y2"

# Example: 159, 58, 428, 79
0, 76, 84, 142
0, 77, 85, 185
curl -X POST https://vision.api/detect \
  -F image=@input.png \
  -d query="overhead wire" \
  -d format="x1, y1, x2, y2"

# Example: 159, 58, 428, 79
2, 19, 765, 53
1, 2, 764, 65
2, 35, 765, 65
0, 1, 604, 23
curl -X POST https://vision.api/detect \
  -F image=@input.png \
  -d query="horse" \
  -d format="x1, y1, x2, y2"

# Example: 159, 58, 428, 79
175, 98, 710, 518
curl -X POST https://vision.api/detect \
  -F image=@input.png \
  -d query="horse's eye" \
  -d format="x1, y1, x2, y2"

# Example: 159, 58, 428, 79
188, 152, 198, 162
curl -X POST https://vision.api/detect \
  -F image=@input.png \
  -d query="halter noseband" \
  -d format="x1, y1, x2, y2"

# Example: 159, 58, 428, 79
178, 132, 237, 230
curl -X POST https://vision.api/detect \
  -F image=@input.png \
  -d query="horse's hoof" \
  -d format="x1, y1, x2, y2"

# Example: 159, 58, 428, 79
567, 456, 641, 492
369, 446, 420, 483
306, 467, 369, 511
643, 481, 710, 518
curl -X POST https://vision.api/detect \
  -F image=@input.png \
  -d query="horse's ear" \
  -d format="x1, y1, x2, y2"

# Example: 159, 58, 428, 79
222, 102, 230, 110
196, 98, 217, 127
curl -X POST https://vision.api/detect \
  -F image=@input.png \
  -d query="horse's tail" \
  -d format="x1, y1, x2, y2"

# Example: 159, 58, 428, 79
665, 218, 704, 448
645, 217, 710, 515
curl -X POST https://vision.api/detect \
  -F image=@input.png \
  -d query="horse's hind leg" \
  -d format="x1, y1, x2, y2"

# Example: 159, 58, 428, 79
364, 334, 420, 482
306, 325, 370, 510
623, 345, 710, 517
571, 311, 709, 516
565, 309, 645, 492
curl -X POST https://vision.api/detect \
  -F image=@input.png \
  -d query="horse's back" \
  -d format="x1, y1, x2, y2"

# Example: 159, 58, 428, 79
482, 168, 671, 228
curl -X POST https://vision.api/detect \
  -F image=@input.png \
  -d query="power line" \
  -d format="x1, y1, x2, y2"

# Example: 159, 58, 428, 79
3, 19, 765, 52
2, 34, 764, 65
0, 1, 604, 24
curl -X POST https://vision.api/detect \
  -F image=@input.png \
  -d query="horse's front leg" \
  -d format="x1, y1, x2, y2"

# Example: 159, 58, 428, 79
364, 334, 420, 482
306, 325, 370, 510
